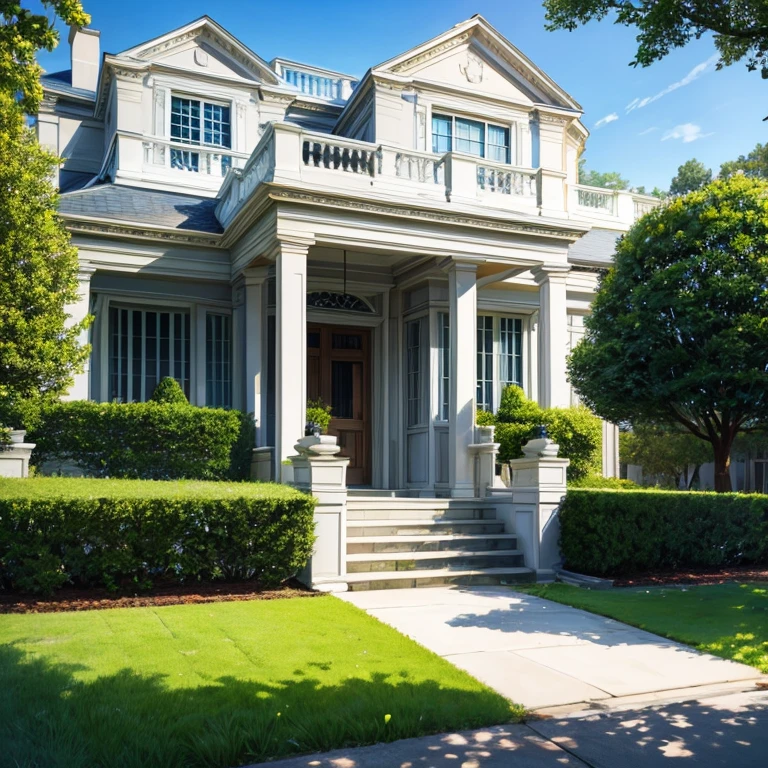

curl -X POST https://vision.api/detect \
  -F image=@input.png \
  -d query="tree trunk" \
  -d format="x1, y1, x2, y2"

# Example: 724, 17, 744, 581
713, 442, 733, 493
688, 464, 701, 491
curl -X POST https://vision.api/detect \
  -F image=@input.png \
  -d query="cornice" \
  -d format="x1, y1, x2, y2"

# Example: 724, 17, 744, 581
389, 32, 470, 73
267, 187, 587, 241
63, 216, 223, 248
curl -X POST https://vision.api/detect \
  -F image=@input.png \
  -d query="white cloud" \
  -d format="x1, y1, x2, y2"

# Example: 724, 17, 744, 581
594, 112, 619, 128
626, 54, 718, 113
661, 123, 713, 143
638, 126, 658, 136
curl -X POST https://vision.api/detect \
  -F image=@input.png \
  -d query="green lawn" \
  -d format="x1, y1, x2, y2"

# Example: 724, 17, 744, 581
1, 596, 520, 768
524, 582, 768, 673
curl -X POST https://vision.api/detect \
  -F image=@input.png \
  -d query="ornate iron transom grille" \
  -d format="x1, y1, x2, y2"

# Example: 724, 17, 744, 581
306, 291, 373, 313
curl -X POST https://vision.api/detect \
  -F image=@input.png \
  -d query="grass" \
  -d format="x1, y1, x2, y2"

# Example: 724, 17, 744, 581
523, 582, 768, 673
0, 476, 303, 500
0, 595, 521, 768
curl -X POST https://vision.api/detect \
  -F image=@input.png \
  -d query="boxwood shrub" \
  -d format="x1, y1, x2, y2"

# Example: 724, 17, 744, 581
30, 399, 255, 480
0, 478, 316, 595
560, 489, 768, 577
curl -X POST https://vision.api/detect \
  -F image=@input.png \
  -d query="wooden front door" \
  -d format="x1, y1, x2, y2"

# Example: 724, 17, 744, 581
307, 325, 371, 485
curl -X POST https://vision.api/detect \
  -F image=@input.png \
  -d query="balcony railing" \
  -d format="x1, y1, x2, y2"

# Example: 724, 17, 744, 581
570, 184, 660, 225
476, 161, 536, 197
140, 135, 249, 179
575, 185, 617, 215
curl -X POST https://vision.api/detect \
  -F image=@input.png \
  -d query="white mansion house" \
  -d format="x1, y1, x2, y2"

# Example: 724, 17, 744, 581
38, 15, 655, 501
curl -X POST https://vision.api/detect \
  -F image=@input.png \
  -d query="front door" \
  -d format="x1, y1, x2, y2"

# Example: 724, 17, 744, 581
307, 325, 371, 485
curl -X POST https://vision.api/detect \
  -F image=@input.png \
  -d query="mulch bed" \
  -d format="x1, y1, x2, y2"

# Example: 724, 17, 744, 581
613, 565, 768, 588
0, 578, 321, 614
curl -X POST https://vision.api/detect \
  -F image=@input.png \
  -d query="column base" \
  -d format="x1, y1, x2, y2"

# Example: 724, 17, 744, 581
450, 485, 476, 498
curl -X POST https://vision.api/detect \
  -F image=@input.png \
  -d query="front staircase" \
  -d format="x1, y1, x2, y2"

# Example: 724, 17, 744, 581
344, 495, 535, 591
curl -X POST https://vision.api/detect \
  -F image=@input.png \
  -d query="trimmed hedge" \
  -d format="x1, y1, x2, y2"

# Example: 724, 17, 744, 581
30, 400, 255, 480
560, 489, 768, 577
0, 478, 316, 594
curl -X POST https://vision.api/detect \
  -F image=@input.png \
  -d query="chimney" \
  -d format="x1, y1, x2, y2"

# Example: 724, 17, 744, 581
68, 25, 100, 93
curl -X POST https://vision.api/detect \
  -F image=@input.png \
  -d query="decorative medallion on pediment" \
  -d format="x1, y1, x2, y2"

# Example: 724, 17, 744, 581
459, 50, 484, 84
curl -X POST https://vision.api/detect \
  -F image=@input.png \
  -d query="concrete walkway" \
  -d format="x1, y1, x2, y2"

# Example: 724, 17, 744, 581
259, 688, 768, 767
339, 586, 763, 710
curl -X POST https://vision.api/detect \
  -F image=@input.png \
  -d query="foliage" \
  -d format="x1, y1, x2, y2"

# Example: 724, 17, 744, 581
0, 477, 315, 594
0, 94, 91, 429
150, 376, 188, 405
0, 2, 90, 112
0, 600, 519, 768
523, 582, 768, 674
306, 398, 332, 434
482, 385, 602, 480
544, 0, 768, 78
669, 158, 712, 196
568, 176, 768, 491
559, 489, 768, 577
578, 157, 630, 189
633, 185, 667, 199
30, 400, 254, 481
720, 142, 768, 180
568, 474, 638, 489
620, 425, 713, 489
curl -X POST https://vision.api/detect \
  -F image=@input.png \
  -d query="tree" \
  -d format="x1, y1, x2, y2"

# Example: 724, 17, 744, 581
634, 185, 668, 199
0, 94, 91, 428
544, 0, 768, 77
620, 425, 712, 489
578, 157, 630, 189
720, 143, 768, 180
1, 2, 90, 112
669, 159, 712, 196
567, 176, 768, 492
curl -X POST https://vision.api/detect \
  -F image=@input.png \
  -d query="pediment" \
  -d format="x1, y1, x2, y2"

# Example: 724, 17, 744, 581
374, 16, 580, 111
119, 16, 279, 85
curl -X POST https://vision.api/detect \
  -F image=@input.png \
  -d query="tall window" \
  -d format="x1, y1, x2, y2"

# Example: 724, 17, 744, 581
406, 320, 423, 427
476, 315, 494, 412
432, 114, 511, 163
170, 96, 231, 174
109, 306, 190, 402
438, 313, 450, 421
206, 313, 232, 408
500, 317, 523, 388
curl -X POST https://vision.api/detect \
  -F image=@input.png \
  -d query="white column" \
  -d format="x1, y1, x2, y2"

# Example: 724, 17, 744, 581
275, 241, 309, 481
446, 260, 477, 497
602, 421, 620, 478
243, 266, 269, 445
534, 267, 570, 408
64, 266, 95, 401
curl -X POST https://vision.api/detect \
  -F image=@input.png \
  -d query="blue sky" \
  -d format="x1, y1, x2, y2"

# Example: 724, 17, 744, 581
34, 0, 766, 191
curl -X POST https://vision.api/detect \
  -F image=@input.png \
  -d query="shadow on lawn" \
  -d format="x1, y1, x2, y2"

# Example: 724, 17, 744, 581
0, 644, 513, 768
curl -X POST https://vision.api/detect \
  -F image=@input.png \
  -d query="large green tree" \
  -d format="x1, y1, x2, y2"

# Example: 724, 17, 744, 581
578, 157, 630, 189
544, 1, 768, 77
720, 142, 768, 180
568, 176, 768, 492
669, 158, 712, 195
0, 93, 90, 428
1, 1, 90, 112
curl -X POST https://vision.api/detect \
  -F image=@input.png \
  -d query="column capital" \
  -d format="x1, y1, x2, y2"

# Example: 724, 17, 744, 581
242, 265, 270, 287
531, 264, 570, 285
269, 238, 313, 260
77, 264, 96, 282
439, 257, 479, 275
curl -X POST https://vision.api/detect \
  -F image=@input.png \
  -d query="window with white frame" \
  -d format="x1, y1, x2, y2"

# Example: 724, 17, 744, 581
438, 312, 450, 421
108, 306, 190, 402
406, 319, 423, 427
476, 314, 525, 413
206, 313, 232, 409
432, 113, 511, 163
170, 96, 232, 175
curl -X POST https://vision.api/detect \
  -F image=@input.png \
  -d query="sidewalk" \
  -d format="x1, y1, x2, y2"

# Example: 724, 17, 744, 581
339, 586, 762, 710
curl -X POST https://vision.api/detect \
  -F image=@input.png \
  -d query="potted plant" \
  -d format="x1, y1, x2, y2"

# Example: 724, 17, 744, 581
305, 399, 332, 437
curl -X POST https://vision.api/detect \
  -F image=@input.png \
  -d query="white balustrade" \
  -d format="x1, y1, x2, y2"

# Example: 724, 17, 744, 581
476, 162, 536, 197
301, 134, 381, 177
141, 135, 247, 178
575, 185, 616, 214
394, 150, 444, 184
633, 196, 657, 220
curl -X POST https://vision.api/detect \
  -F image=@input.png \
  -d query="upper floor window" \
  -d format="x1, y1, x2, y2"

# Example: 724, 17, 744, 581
170, 96, 231, 174
432, 113, 511, 164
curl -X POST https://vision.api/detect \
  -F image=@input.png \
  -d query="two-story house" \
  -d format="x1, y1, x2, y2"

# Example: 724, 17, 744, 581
37, 15, 655, 498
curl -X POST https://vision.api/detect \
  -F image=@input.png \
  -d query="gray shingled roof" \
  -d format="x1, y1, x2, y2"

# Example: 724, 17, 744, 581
41, 70, 96, 101
59, 184, 223, 234
568, 227, 621, 267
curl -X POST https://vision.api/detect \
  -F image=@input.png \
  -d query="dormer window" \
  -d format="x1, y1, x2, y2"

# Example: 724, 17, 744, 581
431, 113, 511, 164
170, 96, 232, 173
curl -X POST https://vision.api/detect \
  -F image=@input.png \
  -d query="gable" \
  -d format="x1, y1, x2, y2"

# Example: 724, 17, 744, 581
119, 17, 279, 85
375, 16, 580, 111
408, 42, 537, 105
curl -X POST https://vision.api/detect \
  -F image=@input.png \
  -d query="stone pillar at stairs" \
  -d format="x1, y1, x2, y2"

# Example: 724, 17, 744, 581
290, 434, 350, 593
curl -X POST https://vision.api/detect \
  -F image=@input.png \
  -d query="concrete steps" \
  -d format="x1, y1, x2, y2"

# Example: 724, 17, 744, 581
344, 497, 533, 591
